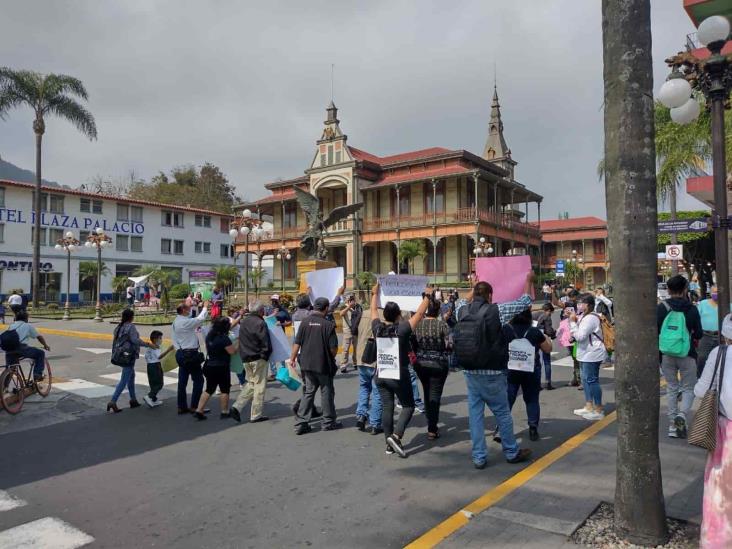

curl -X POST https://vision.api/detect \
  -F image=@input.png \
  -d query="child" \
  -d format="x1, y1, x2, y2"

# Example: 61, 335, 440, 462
143, 330, 174, 408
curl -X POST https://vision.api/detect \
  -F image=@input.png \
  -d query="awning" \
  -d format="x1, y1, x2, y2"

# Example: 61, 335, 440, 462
127, 275, 150, 287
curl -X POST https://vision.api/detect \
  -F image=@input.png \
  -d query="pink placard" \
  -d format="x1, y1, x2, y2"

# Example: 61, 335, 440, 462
475, 256, 532, 303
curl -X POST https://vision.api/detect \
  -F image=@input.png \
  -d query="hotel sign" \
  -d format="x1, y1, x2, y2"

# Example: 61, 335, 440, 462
0, 209, 145, 235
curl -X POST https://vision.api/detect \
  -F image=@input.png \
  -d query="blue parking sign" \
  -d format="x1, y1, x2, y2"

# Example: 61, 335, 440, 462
555, 260, 565, 277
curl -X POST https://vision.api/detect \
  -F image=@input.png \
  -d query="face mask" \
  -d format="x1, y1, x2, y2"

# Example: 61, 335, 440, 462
712, 293, 719, 301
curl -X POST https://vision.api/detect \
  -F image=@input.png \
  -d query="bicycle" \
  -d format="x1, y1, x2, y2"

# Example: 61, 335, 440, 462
0, 354, 53, 414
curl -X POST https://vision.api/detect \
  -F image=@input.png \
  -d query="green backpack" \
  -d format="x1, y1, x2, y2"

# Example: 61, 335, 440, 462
659, 301, 691, 358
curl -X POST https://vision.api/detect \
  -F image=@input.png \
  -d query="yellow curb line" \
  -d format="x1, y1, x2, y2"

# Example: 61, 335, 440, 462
404, 410, 618, 549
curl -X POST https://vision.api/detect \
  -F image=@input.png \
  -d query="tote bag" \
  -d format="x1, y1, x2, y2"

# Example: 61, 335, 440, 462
689, 345, 726, 451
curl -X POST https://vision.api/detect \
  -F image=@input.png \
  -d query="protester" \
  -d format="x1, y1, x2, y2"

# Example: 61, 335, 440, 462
658, 275, 703, 438
695, 314, 732, 548
4, 310, 50, 381
231, 302, 272, 423
533, 302, 556, 390
337, 294, 362, 373
561, 289, 581, 387
143, 283, 151, 306
211, 287, 224, 318
354, 305, 382, 434
126, 284, 135, 308
413, 296, 451, 440
569, 294, 607, 421
505, 307, 553, 440
594, 287, 614, 322
194, 316, 239, 420
228, 306, 246, 387
697, 286, 720, 377
108, 308, 153, 413
172, 299, 209, 415
186, 293, 196, 317
7, 290, 23, 314
454, 272, 534, 469
542, 282, 552, 302
143, 330, 174, 408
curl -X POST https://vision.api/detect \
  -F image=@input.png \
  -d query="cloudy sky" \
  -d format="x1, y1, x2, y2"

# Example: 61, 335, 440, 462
0, 1, 702, 218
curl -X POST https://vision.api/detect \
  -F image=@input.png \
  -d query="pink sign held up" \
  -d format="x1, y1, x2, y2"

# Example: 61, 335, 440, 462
474, 256, 533, 303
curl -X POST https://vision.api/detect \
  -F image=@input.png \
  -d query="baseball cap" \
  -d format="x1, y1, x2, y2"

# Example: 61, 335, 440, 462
313, 297, 330, 311
271, 294, 280, 301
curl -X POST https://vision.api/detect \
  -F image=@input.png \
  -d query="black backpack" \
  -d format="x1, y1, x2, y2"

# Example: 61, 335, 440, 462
0, 329, 20, 352
453, 301, 504, 370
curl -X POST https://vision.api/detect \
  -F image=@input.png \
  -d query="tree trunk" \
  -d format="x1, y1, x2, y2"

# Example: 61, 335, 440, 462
602, 0, 668, 544
670, 184, 678, 275
32, 129, 43, 308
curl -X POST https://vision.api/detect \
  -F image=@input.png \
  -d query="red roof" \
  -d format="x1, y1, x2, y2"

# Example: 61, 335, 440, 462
254, 190, 296, 205
368, 165, 472, 188
542, 229, 608, 242
348, 146, 454, 166
535, 216, 607, 231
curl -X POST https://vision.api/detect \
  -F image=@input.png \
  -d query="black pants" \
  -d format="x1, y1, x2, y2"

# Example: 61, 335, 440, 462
295, 371, 336, 427
697, 333, 719, 377
414, 365, 448, 433
377, 376, 415, 441
507, 367, 541, 428
147, 362, 164, 400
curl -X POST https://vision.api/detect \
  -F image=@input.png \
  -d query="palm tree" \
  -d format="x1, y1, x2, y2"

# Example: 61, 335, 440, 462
214, 265, 239, 295
602, 0, 667, 544
398, 240, 427, 275
133, 266, 175, 313
0, 68, 97, 308
112, 275, 130, 303
78, 261, 109, 302
248, 267, 267, 299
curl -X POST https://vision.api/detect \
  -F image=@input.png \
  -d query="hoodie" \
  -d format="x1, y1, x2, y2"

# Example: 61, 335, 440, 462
657, 297, 703, 359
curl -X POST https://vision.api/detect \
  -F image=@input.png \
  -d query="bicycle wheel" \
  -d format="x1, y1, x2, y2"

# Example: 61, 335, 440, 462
0, 368, 25, 414
34, 358, 52, 397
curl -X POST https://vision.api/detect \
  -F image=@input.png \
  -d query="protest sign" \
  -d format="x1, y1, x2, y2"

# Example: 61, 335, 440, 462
293, 320, 302, 338
305, 267, 344, 302
376, 337, 400, 380
474, 256, 532, 303
161, 350, 178, 373
377, 274, 429, 311
268, 324, 291, 364
265, 315, 278, 329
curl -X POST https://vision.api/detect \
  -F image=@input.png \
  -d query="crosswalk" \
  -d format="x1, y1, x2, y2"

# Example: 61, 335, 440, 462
0, 490, 93, 548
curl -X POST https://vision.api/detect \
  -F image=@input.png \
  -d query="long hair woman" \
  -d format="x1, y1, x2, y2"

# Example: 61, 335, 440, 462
108, 308, 152, 413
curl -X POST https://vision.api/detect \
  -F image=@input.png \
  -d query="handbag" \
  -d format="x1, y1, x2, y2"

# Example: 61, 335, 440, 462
689, 344, 726, 451
361, 337, 377, 365
111, 325, 135, 367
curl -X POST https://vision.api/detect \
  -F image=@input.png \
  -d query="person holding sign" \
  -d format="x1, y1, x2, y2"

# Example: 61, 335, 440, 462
504, 308, 553, 441
370, 282, 430, 458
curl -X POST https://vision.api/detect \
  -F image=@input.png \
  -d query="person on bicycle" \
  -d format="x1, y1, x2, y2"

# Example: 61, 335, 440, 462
6, 310, 50, 381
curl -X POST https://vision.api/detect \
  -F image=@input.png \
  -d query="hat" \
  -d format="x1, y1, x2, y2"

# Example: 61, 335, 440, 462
722, 314, 732, 340
313, 297, 330, 311
271, 294, 280, 301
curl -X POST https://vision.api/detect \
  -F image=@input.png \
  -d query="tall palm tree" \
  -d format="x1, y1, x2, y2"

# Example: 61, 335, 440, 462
214, 265, 239, 295
0, 68, 97, 307
602, 0, 667, 545
112, 275, 130, 303
398, 240, 426, 275
248, 267, 266, 299
78, 261, 109, 302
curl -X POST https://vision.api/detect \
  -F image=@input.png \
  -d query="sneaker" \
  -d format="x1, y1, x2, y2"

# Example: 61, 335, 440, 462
295, 423, 312, 436
230, 408, 241, 423
415, 407, 425, 415
584, 411, 605, 421
385, 445, 395, 456
143, 396, 155, 408
356, 416, 367, 431
668, 425, 679, 438
473, 460, 487, 470
386, 435, 407, 458
506, 448, 532, 464
529, 426, 539, 441
674, 416, 687, 439
322, 422, 343, 431
153, 399, 164, 407
368, 425, 384, 435
573, 407, 591, 417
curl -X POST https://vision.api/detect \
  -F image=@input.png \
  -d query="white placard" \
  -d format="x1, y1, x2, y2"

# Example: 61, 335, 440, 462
293, 320, 302, 338
376, 337, 401, 380
665, 244, 684, 261
305, 267, 344, 302
268, 324, 291, 364
378, 274, 429, 312
507, 337, 535, 372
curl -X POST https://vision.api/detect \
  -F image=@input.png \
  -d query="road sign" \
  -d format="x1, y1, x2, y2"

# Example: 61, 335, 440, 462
657, 218, 709, 233
555, 259, 565, 278
665, 244, 684, 261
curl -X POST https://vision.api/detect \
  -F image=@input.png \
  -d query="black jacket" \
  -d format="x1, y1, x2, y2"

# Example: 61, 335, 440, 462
239, 314, 272, 362
657, 297, 703, 359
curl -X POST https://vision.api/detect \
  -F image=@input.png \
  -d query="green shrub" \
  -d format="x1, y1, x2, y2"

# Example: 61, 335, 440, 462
169, 283, 191, 300
47, 303, 59, 310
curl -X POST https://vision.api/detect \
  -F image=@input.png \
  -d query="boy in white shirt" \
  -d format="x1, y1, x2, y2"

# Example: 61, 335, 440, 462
144, 330, 174, 408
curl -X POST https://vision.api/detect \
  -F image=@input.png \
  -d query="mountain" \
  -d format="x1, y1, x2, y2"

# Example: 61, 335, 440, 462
0, 156, 64, 187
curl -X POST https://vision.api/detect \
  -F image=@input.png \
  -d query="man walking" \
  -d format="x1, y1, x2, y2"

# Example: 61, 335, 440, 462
337, 294, 362, 373
290, 297, 341, 435
658, 274, 702, 438
231, 302, 272, 423
172, 299, 208, 414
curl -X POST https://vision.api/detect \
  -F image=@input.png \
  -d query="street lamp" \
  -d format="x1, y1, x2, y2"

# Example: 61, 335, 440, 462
276, 245, 292, 293
229, 209, 264, 308
54, 231, 80, 321
660, 14, 731, 328
85, 227, 112, 322
472, 236, 494, 256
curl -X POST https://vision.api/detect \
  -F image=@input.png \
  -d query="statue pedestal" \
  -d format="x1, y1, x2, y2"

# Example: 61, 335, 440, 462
297, 259, 337, 294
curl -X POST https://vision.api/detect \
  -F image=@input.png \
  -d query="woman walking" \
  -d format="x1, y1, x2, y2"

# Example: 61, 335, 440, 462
569, 294, 607, 421
697, 286, 720, 377
695, 314, 732, 548
108, 308, 153, 413
413, 297, 451, 440
194, 316, 238, 420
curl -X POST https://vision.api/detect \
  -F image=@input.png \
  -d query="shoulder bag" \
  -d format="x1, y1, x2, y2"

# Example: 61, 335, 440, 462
111, 324, 135, 367
689, 344, 726, 451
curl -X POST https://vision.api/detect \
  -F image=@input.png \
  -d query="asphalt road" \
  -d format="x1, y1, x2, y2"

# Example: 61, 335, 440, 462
0, 321, 617, 548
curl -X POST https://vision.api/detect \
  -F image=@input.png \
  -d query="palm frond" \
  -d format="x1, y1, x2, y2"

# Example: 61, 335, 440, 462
44, 95, 97, 139
43, 73, 89, 101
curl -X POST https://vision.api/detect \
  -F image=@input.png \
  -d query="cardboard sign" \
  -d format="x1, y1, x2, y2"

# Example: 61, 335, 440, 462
305, 267, 344, 302
475, 256, 532, 303
376, 336, 401, 380
268, 324, 291, 364
378, 274, 429, 312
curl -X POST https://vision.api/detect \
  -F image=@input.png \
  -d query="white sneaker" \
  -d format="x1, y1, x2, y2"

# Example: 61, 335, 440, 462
153, 399, 164, 407
573, 407, 591, 417
584, 411, 605, 421
668, 425, 679, 438
143, 396, 155, 408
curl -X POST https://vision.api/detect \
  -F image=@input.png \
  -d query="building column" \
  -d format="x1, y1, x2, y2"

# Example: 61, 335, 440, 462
473, 172, 479, 221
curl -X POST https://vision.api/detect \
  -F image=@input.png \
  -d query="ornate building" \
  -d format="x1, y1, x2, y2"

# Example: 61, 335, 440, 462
237, 88, 544, 287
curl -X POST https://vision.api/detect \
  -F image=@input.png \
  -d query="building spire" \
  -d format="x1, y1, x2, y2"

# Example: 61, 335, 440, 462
483, 84, 511, 163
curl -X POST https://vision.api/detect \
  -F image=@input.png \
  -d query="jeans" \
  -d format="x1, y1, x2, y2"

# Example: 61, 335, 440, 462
11, 344, 46, 377
464, 371, 519, 464
356, 366, 382, 428
236, 372, 246, 385
233, 359, 268, 420
112, 363, 137, 403
409, 365, 424, 411
661, 355, 697, 423
377, 376, 415, 441
541, 352, 552, 383
580, 361, 603, 407
176, 349, 204, 411
415, 365, 449, 433
295, 371, 337, 427
507, 367, 541, 428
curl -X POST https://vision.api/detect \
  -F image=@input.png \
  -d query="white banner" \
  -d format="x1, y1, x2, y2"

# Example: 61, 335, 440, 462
306, 267, 344, 302
507, 337, 535, 372
268, 324, 291, 364
376, 337, 401, 380
378, 274, 428, 312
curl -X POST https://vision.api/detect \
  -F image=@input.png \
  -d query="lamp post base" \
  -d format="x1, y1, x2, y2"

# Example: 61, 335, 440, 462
62, 303, 71, 321
93, 305, 103, 322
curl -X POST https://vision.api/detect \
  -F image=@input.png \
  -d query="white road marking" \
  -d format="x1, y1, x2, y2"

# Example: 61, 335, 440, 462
99, 372, 177, 386
53, 379, 114, 399
0, 490, 26, 512
76, 347, 111, 355
0, 517, 94, 548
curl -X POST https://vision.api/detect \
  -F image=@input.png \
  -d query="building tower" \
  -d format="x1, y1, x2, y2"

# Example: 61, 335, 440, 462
482, 85, 517, 180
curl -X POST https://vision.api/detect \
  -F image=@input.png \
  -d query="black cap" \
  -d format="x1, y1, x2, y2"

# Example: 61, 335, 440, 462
313, 297, 330, 311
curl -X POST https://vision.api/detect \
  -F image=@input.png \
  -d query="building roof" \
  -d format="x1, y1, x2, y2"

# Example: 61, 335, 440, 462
0, 178, 233, 217
542, 229, 608, 243
348, 146, 454, 166
367, 165, 474, 188
483, 85, 512, 161
535, 216, 607, 231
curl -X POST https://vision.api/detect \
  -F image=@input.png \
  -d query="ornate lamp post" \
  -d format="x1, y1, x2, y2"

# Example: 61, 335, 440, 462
85, 227, 112, 322
659, 14, 731, 328
276, 245, 292, 292
472, 236, 494, 256
229, 209, 264, 308
54, 231, 79, 321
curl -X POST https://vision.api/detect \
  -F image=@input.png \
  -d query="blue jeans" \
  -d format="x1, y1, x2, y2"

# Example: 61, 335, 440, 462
176, 350, 204, 410
541, 352, 552, 383
356, 366, 382, 427
507, 367, 541, 428
409, 365, 425, 411
236, 372, 246, 385
11, 344, 46, 377
464, 371, 519, 464
112, 363, 137, 403
580, 361, 602, 407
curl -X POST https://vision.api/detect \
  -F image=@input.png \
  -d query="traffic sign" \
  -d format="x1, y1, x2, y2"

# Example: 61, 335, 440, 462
665, 244, 684, 261
657, 218, 709, 233
555, 259, 565, 278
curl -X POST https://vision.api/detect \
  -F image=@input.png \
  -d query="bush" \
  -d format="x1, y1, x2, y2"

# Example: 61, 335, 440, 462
47, 303, 59, 310
169, 283, 191, 300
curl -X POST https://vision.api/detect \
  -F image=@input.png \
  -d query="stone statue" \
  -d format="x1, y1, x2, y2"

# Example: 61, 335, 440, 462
294, 187, 363, 260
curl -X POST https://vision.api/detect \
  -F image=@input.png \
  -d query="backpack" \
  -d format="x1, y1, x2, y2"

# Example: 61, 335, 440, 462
453, 301, 503, 370
588, 312, 615, 354
0, 329, 20, 352
506, 325, 536, 372
659, 301, 691, 358
111, 324, 135, 367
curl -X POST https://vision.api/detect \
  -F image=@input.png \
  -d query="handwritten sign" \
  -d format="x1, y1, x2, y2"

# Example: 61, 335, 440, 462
378, 274, 429, 312
305, 267, 344, 302
376, 336, 400, 380
475, 256, 532, 303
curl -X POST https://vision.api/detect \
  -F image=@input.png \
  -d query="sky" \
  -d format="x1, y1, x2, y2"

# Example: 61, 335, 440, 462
0, 0, 704, 219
